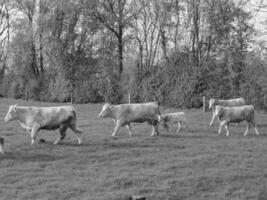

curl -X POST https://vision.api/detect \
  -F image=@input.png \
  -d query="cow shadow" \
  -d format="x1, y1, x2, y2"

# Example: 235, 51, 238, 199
57, 142, 89, 147
78, 136, 187, 150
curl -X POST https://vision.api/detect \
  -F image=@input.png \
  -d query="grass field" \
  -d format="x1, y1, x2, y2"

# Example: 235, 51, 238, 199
0, 98, 267, 200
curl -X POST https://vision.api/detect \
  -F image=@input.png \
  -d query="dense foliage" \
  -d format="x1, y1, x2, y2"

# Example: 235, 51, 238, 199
0, 0, 266, 108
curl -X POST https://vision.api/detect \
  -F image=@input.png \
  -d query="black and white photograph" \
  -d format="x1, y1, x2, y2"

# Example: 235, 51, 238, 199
0, 0, 267, 199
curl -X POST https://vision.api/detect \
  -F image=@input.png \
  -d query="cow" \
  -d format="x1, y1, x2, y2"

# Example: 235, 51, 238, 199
98, 102, 161, 137
161, 112, 186, 133
209, 97, 246, 126
211, 105, 259, 136
4, 104, 83, 145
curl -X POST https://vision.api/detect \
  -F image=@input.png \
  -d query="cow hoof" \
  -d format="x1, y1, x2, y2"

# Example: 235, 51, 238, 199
38, 138, 46, 143
53, 140, 59, 145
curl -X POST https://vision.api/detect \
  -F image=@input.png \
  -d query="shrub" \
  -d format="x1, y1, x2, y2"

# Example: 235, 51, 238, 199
48, 74, 71, 102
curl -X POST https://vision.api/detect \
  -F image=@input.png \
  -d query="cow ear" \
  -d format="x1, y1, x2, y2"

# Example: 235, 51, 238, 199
13, 104, 17, 112
218, 107, 224, 116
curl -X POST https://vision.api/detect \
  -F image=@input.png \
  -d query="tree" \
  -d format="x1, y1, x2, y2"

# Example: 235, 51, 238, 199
0, 0, 13, 82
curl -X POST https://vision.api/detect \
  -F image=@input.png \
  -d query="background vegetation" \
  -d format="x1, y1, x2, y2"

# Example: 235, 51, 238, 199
0, 0, 266, 108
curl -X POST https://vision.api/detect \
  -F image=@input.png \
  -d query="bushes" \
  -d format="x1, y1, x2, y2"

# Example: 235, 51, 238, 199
2, 73, 24, 99
47, 74, 71, 102
1, 50, 267, 109
74, 80, 104, 103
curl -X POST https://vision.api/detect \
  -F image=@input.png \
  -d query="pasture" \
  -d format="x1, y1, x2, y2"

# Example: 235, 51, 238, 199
0, 98, 267, 200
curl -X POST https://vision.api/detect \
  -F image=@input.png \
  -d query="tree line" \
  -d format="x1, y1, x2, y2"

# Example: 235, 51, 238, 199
0, 0, 267, 109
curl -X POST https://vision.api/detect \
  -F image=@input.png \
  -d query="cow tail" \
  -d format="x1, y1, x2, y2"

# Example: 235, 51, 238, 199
251, 109, 256, 127
71, 107, 78, 121
157, 101, 162, 122
162, 119, 169, 131
182, 116, 187, 128
70, 107, 84, 133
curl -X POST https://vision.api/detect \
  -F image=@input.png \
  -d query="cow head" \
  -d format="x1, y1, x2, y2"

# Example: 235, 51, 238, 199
208, 98, 217, 109
99, 103, 113, 118
214, 106, 224, 119
4, 104, 18, 122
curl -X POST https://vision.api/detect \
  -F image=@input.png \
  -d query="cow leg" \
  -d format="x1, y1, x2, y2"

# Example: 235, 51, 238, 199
219, 121, 227, 136
69, 123, 83, 144
182, 119, 186, 129
254, 126, 259, 135
225, 124, 229, 136
218, 121, 224, 135
126, 124, 132, 136
54, 126, 68, 145
30, 124, 40, 145
218, 123, 222, 135
151, 125, 156, 136
155, 121, 160, 135
166, 123, 171, 132
112, 120, 121, 137
176, 121, 181, 134
151, 121, 159, 136
150, 121, 156, 136
244, 123, 249, 136
251, 120, 259, 135
209, 111, 216, 126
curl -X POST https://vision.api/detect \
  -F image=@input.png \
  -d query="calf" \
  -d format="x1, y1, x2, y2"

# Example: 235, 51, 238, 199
161, 112, 186, 133
211, 105, 259, 136
209, 97, 246, 126
4, 104, 83, 144
99, 102, 161, 136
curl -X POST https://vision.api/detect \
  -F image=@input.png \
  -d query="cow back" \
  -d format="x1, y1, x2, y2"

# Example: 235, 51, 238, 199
220, 105, 254, 123
217, 98, 246, 107
113, 102, 160, 125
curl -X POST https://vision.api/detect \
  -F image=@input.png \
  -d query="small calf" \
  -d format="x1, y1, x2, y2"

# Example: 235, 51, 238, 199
161, 112, 186, 133
211, 105, 259, 136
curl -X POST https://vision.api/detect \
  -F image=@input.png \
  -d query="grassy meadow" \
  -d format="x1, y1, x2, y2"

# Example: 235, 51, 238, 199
0, 98, 267, 200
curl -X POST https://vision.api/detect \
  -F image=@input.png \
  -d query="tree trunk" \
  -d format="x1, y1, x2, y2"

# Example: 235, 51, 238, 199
39, 33, 44, 74
30, 40, 39, 78
118, 31, 123, 75
118, 0, 124, 75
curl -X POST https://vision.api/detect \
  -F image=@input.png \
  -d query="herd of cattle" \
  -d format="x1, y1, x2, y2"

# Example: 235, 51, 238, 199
3, 97, 260, 145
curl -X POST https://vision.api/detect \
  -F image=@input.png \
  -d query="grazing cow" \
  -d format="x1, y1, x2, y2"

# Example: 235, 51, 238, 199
99, 102, 161, 137
161, 112, 186, 133
209, 98, 246, 126
211, 105, 259, 136
4, 104, 83, 145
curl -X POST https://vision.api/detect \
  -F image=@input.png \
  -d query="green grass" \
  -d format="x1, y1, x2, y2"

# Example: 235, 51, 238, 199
0, 98, 267, 200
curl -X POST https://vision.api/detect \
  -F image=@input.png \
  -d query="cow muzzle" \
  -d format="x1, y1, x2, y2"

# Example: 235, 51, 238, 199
4, 116, 10, 122
4, 113, 12, 122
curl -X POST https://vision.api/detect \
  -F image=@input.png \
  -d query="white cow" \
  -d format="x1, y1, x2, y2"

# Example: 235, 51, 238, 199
4, 104, 83, 145
209, 98, 246, 126
161, 112, 186, 133
211, 105, 259, 136
99, 102, 161, 137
